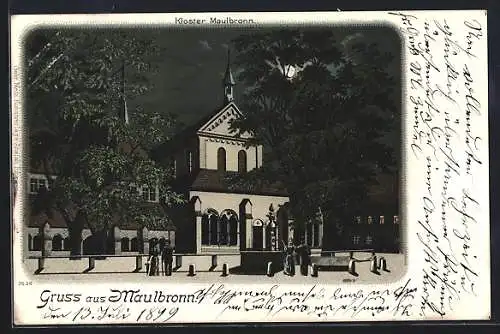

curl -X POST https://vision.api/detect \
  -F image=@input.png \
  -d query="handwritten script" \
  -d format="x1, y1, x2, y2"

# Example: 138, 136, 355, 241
390, 11, 487, 319
35, 282, 418, 323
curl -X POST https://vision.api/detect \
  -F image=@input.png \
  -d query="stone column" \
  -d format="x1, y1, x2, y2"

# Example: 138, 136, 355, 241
41, 222, 52, 257
113, 226, 121, 255
239, 199, 252, 251
140, 226, 149, 255
190, 196, 202, 254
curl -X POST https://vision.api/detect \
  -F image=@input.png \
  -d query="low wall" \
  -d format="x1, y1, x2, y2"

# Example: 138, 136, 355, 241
24, 254, 241, 275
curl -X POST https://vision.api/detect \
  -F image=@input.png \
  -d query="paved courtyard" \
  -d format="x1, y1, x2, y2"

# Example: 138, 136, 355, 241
22, 253, 406, 284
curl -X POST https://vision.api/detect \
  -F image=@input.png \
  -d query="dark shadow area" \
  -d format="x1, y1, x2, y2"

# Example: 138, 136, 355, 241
371, 270, 381, 275
34, 268, 44, 275
229, 265, 282, 276
316, 266, 349, 272
349, 272, 359, 277
208, 265, 217, 271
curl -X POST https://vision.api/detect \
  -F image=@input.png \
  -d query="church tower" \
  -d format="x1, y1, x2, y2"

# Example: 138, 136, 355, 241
223, 49, 235, 104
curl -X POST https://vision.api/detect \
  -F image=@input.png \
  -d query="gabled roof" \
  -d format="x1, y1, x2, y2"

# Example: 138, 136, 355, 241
152, 101, 252, 158
197, 102, 251, 139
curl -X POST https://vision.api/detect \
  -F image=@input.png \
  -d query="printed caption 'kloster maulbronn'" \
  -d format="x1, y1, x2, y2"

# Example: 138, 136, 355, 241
174, 17, 257, 25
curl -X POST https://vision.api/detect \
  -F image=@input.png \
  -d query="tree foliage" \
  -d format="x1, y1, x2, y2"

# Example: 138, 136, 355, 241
228, 28, 399, 227
27, 29, 184, 236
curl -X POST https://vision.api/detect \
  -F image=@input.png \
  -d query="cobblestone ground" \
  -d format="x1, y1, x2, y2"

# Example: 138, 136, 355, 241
22, 253, 406, 284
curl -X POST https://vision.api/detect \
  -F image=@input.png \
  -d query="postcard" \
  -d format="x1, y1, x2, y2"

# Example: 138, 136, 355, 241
10, 10, 490, 324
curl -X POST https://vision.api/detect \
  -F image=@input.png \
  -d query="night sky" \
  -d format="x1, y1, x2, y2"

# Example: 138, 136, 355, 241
124, 26, 402, 131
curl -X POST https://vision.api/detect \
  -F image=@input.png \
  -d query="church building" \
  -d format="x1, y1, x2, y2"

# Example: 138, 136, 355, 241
163, 55, 324, 254
25, 53, 326, 258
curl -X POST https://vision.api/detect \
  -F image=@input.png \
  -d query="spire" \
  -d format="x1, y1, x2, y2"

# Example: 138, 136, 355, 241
121, 62, 129, 125
223, 48, 235, 104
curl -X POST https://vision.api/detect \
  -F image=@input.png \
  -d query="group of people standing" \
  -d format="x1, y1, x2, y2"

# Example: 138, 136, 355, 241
147, 240, 174, 276
283, 239, 311, 276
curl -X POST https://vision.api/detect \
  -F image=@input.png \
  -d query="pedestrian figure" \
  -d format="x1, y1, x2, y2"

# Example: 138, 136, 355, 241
148, 245, 160, 276
297, 239, 311, 276
161, 240, 174, 276
283, 241, 295, 276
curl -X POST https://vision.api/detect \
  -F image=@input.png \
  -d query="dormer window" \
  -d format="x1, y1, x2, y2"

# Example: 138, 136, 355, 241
238, 150, 247, 173
217, 147, 226, 172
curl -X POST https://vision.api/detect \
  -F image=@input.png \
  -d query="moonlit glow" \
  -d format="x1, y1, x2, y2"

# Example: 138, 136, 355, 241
285, 65, 296, 79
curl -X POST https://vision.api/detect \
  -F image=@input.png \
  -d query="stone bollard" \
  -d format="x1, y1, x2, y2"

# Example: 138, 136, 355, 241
348, 259, 356, 276
188, 264, 196, 277
379, 257, 388, 271
222, 263, 228, 277
88, 257, 95, 272
36, 258, 45, 274
311, 263, 319, 277
370, 255, 378, 273
135, 255, 142, 272
175, 255, 182, 268
266, 262, 273, 277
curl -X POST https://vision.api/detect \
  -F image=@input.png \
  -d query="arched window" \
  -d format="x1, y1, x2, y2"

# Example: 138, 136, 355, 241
121, 237, 130, 252
217, 147, 226, 172
130, 237, 139, 252
201, 215, 210, 245
238, 150, 247, 173
229, 216, 238, 246
252, 220, 264, 250
219, 215, 228, 245
52, 234, 63, 251
209, 215, 218, 245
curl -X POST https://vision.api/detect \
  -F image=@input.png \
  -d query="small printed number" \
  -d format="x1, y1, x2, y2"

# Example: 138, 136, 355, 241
18, 281, 33, 286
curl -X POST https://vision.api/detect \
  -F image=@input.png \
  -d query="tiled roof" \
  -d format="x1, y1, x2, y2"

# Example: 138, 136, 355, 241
175, 168, 289, 197
27, 201, 175, 231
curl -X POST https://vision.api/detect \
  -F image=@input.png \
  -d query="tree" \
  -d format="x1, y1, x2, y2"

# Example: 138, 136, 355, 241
27, 29, 184, 254
227, 28, 399, 244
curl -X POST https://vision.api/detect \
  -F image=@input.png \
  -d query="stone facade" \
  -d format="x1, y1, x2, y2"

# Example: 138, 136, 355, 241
27, 224, 173, 257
